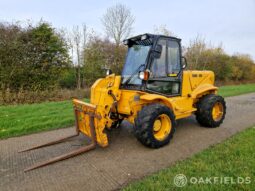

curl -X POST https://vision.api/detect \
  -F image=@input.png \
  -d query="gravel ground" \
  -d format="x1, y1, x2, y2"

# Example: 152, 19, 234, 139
0, 93, 255, 191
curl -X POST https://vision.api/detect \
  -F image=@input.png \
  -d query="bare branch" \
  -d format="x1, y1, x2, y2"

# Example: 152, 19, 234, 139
153, 25, 176, 37
101, 3, 135, 46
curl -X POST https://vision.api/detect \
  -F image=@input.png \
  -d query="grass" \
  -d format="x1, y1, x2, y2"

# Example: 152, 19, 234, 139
218, 83, 255, 97
0, 99, 88, 139
123, 127, 255, 191
0, 83, 255, 139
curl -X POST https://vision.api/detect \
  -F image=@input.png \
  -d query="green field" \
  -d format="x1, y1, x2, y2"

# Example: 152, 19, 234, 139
123, 127, 255, 191
0, 83, 255, 139
0, 98, 88, 139
218, 83, 255, 97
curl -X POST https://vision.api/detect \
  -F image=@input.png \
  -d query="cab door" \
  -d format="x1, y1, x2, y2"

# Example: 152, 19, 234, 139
146, 37, 182, 96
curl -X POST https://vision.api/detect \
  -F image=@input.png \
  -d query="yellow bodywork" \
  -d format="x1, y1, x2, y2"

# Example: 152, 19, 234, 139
73, 70, 217, 147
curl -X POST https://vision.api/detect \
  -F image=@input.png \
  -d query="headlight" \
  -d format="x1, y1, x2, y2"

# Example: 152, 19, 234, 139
139, 71, 145, 79
138, 70, 150, 80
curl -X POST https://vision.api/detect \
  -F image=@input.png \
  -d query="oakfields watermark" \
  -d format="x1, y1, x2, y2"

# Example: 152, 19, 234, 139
174, 174, 251, 187
174, 174, 188, 187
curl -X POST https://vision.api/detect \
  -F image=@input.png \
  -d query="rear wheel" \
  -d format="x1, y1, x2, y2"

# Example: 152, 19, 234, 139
134, 104, 176, 148
196, 94, 226, 127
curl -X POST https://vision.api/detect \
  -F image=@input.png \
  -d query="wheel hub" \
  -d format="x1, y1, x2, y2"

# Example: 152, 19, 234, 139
153, 120, 162, 131
153, 114, 172, 141
212, 102, 224, 121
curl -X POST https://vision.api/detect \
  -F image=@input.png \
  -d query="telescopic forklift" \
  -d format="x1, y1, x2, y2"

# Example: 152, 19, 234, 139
20, 34, 226, 171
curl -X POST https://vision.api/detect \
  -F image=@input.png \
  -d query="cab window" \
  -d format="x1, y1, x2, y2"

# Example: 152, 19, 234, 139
147, 38, 181, 95
150, 38, 181, 78
150, 39, 167, 78
168, 40, 181, 75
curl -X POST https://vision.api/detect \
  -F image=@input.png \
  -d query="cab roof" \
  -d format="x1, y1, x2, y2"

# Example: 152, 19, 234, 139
125, 33, 181, 42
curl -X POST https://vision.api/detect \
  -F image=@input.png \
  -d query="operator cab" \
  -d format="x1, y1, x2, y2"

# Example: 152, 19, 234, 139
121, 33, 186, 96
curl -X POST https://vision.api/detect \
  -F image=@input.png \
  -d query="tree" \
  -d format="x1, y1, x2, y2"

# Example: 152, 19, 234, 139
0, 21, 69, 99
153, 25, 175, 36
0, 22, 26, 94
101, 3, 135, 46
230, 54, 255, 81
83, 34, 127, 86
184, 35, 234, 81
184, 35, 207, 69
71, 24, 88, 89
25, 22, 69, 90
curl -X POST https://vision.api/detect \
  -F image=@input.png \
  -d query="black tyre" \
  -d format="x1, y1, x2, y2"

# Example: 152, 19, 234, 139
134, 103, 176, 148
195, 94, 226, 128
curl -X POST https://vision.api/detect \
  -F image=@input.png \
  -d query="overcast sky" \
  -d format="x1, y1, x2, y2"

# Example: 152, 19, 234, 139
0, 0, 255, 59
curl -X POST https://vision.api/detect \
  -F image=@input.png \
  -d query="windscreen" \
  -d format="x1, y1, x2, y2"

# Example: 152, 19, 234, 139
121, 44, 151, 85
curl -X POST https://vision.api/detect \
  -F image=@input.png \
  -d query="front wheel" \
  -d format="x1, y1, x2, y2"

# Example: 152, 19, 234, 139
134, 104, 176, 148
196, 94, 226, 127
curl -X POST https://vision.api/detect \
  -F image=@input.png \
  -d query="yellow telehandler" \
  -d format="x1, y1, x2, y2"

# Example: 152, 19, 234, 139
20, 34, 226, 171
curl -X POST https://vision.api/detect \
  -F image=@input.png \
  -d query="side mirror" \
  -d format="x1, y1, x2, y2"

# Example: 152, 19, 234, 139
181, 56, 187, 69
153, 44, 162, 59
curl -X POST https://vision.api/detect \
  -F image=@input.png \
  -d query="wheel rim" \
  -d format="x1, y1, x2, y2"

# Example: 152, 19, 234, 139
212, 102, 224, 121
153, 114, 172, 141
